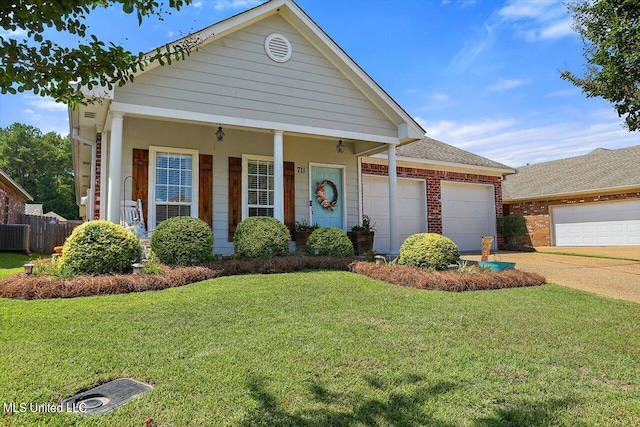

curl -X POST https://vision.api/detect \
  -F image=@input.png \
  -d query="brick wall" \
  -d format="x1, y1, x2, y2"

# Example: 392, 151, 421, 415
507, 191, 640, 247
362, 163, 504, 245
93, 133, 102, 220
0, 180, 27, 224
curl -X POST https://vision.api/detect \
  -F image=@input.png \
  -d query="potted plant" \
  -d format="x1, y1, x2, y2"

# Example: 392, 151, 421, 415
348, 214, 375, 255
294, 220, 319, 253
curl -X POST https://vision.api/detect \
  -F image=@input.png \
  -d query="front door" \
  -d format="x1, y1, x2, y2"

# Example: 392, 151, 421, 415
310, 166, 344, 230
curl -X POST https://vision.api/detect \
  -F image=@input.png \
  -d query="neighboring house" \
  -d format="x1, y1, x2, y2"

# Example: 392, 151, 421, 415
0, 168, 33, 224
24, 203, 44, 217
44, 211, 68, 223
69, 0, 508, 255
503, 146, 640, 247
362, 137, 514, 252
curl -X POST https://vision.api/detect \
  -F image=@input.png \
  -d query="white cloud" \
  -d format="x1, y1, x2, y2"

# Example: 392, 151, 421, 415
212, 0, 261, 11
446, 22, 497, 73
168, 31, 175, 38
487, 78, 526, 92
539, 17, 573, 40
418, 111, 638, 167
0, 28, 27, 38
193, 1, 203, 8
432, 93, 450, 101
27, 98, 67, 112
498, 0, 575, 42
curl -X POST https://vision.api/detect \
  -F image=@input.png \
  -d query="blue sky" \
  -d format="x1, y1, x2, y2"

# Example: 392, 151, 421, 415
0, 0, 637, 167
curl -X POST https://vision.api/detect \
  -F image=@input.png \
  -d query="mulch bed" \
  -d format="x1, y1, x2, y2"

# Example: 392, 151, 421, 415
349, 261, 546, 292
0, 257, 545, 300
0, 256, 356, 300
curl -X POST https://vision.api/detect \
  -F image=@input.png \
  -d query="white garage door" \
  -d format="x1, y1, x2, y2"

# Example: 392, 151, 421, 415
441, 181, 496, 252
552, 200, 640, 246
363, 175, 426, 254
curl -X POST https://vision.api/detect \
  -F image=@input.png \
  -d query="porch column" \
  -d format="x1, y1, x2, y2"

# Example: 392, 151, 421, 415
107, 113, 124, 224
388, 144, 399, 255
273, 130, 284, 222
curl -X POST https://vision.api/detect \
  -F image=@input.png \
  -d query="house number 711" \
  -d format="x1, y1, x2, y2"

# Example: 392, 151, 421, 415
297, 167, 306, 174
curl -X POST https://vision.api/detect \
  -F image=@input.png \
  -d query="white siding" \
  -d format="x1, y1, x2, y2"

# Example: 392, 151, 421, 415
114, 15, 398, 139
118, 117, 359, 255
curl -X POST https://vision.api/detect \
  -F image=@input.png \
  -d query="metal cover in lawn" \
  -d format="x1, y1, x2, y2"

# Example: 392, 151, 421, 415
62, 378, 152, 415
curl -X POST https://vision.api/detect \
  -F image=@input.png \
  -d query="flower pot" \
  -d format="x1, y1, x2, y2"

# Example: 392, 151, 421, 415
478, 261, 516, 272
348, 231, 375, 255
295, 231, 313, 253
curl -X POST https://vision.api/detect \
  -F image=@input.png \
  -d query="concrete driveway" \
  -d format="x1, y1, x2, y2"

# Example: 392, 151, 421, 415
462, 250, 640, 303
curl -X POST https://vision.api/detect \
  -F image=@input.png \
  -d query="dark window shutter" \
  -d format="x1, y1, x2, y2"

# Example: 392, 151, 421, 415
228, 157, 242, 242
284, 161, 295, 240
132, 149, 149, 230
199, 154, 213, 228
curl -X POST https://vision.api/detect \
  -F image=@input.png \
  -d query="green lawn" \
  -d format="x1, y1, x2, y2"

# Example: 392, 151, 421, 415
0, 272, 638, 426
0, 253, 48, 278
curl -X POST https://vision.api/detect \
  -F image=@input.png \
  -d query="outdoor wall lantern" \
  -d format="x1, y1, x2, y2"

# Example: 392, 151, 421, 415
216, 125, 225, 142
336, 138, 345, 154
23, 263, 34, 275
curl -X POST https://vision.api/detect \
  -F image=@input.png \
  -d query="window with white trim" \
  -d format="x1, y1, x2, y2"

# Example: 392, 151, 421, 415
151, 148, 198, 228
247, 158, 274, 217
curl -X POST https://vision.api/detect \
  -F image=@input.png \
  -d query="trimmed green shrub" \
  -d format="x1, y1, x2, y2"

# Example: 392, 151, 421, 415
61, 220, 142, 275
397, 233, 460, 270
151, 216, 213, 266
234, 216, 291, 259
306, 227, 354, 257
496, 215, 528, 246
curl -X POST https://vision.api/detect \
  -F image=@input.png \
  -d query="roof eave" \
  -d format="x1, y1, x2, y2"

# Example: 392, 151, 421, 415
503, 184, 640, 203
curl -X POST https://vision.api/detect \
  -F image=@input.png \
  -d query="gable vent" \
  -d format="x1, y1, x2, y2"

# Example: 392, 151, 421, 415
84, 111, 97, 119
265, 33, 292, 63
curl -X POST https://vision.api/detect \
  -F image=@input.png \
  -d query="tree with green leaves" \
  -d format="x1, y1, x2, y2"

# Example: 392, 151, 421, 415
1, 1, 199, 106
0, 123, 79, 219
561, 0, 640, 131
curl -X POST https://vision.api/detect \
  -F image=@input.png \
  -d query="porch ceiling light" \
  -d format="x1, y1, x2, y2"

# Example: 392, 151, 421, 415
216, 125, 225, 142
336, 138, 345, 154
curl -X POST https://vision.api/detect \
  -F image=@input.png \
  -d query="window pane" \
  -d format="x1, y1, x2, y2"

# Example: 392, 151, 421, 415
156, 169, 167, 185
249, 207, 273, 217
157, 154, 168, 169
181, 170, 192, 186
182, 187, 192, 203
248, 190, 257, 205
168, 154, 180, 169
156, 185, 167, 202
248, 161, 257, 174
258, 162, 268, 176
258, 175, 267, 190
248, 174, 258, 190
180, 155, 192, 170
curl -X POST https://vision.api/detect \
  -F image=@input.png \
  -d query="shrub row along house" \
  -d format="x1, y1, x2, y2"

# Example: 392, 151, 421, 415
70, 0, 513, 255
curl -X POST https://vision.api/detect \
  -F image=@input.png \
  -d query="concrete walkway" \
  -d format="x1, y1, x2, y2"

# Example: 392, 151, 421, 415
462, 251, 640, 303
534, 246, 640, 261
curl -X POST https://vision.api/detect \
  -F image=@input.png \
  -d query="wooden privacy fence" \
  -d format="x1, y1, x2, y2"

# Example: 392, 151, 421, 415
18, 214, 83, 254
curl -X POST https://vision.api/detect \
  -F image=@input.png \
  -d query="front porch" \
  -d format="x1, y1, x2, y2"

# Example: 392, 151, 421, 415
80, 114, 405, 256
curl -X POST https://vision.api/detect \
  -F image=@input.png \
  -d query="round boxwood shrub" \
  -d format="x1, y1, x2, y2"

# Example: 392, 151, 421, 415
306, 227, 354, 257
61, 220, 142, 275
234, 216, 291, 258
398, 233, 460, 270
151, 216, 213, 266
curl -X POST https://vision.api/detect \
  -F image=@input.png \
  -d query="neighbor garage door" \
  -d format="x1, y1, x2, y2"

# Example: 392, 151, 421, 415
441, 181, 496, 251
363, 175, 426, 254
552, 200, 640, 246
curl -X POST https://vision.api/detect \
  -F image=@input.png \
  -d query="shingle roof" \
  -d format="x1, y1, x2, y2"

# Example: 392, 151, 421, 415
397, 137, 513, 171
24, 204, 43, 216
502, 145, 640, 201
